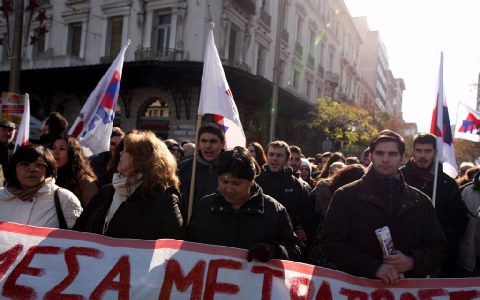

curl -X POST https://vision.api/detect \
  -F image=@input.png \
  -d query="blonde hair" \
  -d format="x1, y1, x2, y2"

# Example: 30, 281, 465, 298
123, 130, 179, 198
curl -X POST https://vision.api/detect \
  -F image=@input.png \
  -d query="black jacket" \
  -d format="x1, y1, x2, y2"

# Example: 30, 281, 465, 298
73, 183, 185, 240
321, 168, 446, 278
255, 166, 315, 242
187, 183, 300, 261
178, 154, 220, 217
400, 160, 468, 277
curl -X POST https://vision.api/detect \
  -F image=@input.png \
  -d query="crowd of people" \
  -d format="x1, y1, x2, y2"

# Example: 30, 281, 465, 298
0, 112, 479, 285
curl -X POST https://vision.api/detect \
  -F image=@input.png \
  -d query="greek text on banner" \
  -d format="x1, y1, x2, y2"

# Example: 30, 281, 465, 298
0, 222, 478, 299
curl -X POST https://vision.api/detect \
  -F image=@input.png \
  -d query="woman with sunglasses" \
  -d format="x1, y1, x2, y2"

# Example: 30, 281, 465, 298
0, 144, 82, 229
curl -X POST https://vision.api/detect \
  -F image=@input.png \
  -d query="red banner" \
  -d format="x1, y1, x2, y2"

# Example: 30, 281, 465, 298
0, 222, 478, 299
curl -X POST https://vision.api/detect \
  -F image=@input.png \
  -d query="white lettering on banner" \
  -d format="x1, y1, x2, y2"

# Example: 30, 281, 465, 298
0, 222, 478, 299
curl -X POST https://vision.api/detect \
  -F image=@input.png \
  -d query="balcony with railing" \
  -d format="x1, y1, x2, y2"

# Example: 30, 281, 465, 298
135, 48, 179, 61
325, 71, 339, 87
232, 0, 256, 14
259, 7, 271, 28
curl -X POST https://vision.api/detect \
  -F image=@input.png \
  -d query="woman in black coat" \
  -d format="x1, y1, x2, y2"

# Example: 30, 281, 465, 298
73, 130, 185, 240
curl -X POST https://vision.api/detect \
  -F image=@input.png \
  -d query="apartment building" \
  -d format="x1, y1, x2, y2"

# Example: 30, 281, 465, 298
0, 0, 404, 149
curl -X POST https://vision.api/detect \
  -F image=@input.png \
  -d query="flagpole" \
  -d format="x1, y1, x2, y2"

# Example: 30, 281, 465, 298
432, 152, 439, 208
187, 115, 202, 224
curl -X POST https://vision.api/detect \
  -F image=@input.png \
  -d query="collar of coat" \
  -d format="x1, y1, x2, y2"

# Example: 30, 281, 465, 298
209, 183, 264, 215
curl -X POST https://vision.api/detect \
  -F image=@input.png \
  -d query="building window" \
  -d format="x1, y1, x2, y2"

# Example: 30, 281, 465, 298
296, 16, 303, 44
153, 13, 171, 49
306, 80, 312, 99
67, 22, 82, 57
309, 30, 315, 55
33, 28, 46, 56
293, 70, 300, 90
143, 99, 170, 118
256, 45, 266, 77
106, 16, 123, 57
228, 28, 237, 61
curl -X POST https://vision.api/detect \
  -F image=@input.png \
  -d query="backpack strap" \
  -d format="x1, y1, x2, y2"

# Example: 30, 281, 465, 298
54, 188, 68, 229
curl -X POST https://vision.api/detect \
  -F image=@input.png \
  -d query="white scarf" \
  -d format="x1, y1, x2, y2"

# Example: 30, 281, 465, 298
103, 173, 143, 234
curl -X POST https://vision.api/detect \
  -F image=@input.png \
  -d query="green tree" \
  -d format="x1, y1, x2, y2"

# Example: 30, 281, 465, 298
298, 98, 379, 151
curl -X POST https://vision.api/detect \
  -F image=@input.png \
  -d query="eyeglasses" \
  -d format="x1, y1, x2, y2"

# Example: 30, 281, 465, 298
17, 161, 48, 170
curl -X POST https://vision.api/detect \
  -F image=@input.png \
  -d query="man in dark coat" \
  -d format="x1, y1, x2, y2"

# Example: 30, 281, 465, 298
400, 132, 468, 277
321, 130, 446, 285
0, 120, 16, 184
178, 123, 224, 219
188, 147, 300, 262
255, 140, 314, 261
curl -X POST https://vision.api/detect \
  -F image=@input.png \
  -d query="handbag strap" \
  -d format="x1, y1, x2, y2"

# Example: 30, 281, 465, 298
54, 188, 68, 229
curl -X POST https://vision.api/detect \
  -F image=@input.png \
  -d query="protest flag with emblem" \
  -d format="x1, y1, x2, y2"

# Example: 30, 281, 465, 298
68, 40, 130, 156
198, 24, 246, 149
454, 102, 480, 142
13, 93, 30, 152
430, 51, 457, 181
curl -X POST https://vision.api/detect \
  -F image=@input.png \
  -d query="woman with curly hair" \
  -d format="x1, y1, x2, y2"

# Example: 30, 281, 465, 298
73, 130, 185, 240
51, 135, 98, 208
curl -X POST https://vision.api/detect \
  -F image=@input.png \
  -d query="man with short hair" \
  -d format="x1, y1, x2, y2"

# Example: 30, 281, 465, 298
288, 145, 303, 173
89, 127, 125, 186
179, 123, 225, 217
321, 130, 446, 285
182, 142, 195, 159
255, 140, 314, 261
400, 132, 467, 277
289, 145, 311, 190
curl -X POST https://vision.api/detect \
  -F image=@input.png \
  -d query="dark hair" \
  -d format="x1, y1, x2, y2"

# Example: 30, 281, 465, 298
266, 140, 291, 159
6, 144, 57, 189
218, 146, 256, 181
51, 134, 97, 190
413, 132, 437, 151
248, 141, 267, 167
329, 164, 366, 193
346, 156, 360, 165
198, 123, 225, 143
369, 129, 405, 155
319, 152, 346, 179
111, 127, 125, 138
45, 112, 68, 136
290, 145, 302, 156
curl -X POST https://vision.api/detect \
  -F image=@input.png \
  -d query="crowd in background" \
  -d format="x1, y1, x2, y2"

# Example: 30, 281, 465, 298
0, 112, 479, 285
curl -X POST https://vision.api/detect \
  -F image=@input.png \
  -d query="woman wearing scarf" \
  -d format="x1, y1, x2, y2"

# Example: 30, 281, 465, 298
73, 130, 185, 240
0, 144, 82, 229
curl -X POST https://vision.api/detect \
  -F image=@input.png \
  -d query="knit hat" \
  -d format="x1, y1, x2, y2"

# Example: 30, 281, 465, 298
300, 158, 311, 174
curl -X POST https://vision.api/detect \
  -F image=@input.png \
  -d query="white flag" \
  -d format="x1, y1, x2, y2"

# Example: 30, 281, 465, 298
454, 102, 480, 142
429, 52, 457, 178
13, 94, 29, 152
198, 26, 246, 149
68, 40, 130, 156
